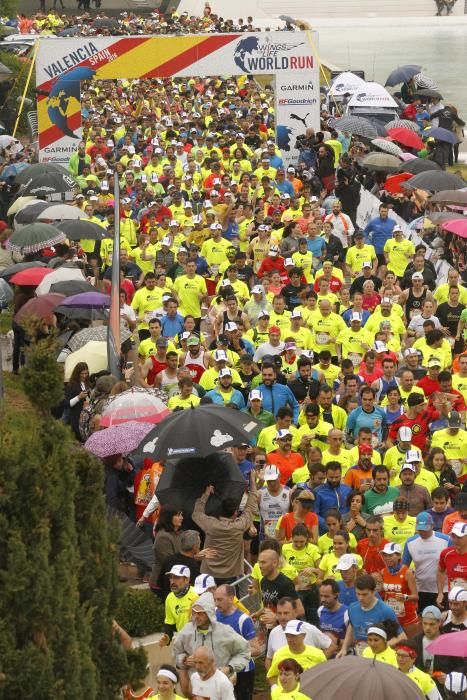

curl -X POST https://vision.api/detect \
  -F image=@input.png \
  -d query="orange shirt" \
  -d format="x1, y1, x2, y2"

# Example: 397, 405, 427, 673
344, 466, 374, 491
442, 511, 467, 535
278, 511, 319, 541
380, 564, 418, 626
267, 450, 305, 485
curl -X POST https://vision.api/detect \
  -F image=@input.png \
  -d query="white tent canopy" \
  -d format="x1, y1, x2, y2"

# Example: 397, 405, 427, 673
329, 71, 367, 96
348, 81, 398, 108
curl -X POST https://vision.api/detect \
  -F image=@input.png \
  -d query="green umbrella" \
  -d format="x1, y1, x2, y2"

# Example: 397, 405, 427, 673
6, 222, 66, 254
15, 162, 69, 186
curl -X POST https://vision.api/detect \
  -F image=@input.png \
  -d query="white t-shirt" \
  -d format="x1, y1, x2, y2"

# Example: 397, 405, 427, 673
253, 341, 286, 363
191, 670, 235, 700
402, 532, 450, 593
259, 487, 290, 538
266, 622, 331, 660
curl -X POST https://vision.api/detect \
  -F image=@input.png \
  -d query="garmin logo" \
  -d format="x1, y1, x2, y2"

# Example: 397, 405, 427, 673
280, 82, 315, 91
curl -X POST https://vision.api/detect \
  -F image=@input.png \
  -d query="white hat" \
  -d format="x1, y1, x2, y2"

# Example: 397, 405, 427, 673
214, 350, 228, 362
445, 673, 467, 695
374, 341, 388, 353
219, 368, 232, 378
393, 225, 403, 233
225, 322, 238, 332
184, 201, 193, 208
269, 245, 280, 256
169, 220, 179, 227
412, 272, 424, 280
287, 167, 296, 174
263, 464, 280, 481
451, 522, 467, 538
166, 565, 190, 578
276, 429, 292, 440
362, 261, 372, 269
400, 462, 416, 473
284, 620, 307, 635
381, 542, 402, 555
258, 310, 270, 319
448, 586, 467, 602
284, 257, 294, 266
398, 426, 413, 442
335, 554, 359, 571
249, 389, 263, 402
404, 348, 418, 357
252, 285, 264, 294
192, 215, 202, 224
381, 297, 393, 305
351, 312, 362, 322
210, 223, 222, 230
161, 237, 172, 247
290, 309, 302, 319
193, 574, 216, 593
405, 449, 421, 463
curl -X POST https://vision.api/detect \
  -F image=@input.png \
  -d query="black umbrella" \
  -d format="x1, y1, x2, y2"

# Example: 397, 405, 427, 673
49, 279, 96, 296
401, 170, 465, 192
55, 305, 108, 321
107, 507, 153, 570
56, 219, 108, 241
136, 404, 261, 461
385, 64, 422, 87
93, 17, 119, 29
399, 158, 442, 175
301, 657, 423, 700
367, 119, 388, 137
14, 200, 49, 224
0, 261, 47, 281
15, 162, 69, 185
20, 172, 79, 197
156, 453, 246, 517
430, 189, 467, 205
58, 26, 82, 36
415, 88, 443, 99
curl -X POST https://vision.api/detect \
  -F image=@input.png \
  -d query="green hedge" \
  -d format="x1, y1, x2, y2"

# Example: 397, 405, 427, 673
116, 588, 165, 638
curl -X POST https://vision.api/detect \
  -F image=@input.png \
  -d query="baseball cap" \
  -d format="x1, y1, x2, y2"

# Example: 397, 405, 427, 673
284, 620, 307, 636
269, 325, 281, 334
156, 337, 168, 347
187, 336, 200, 346
358, 444, 373, 456
335, 554, 359, 571
412, 272, 424, 280
374, 341, 388, 353
448, 410, 462, 428
351, 312, 362, 322
448, 586, 467, 602
407, 392, 425, 407
416, 512, 434, 531
398, 426, 413, 441
276, 429, 292, 440
249, 389, 263, 402
451, 522, 467, 538
400, 462, 416, 473
284, 341, 297, 351
166, 565, 190, 577
252, 285, 263, 294
290, 309, 302, 319
269, 245, 279, 257
445, 673, 467, 695
427, 357, 441, 368
161, 237, 172, 247
421, 605, 442, 621
381, 542, 402, 555
193, 574, 216, 593
393, 225, 403, 233
225, 322, 238, 332
405, 449, 421, 463
263, 465, 280, 481
362, 261, 372, 269
404, 348, 419, 358
214, 349, 228, 362
258, 310, 270, 319
219, 368, 232, 378
284, 257, 294, 266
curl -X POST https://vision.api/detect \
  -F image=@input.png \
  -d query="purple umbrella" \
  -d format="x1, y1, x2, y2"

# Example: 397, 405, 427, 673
84, 421, 153, 458
60, 291, 111, 309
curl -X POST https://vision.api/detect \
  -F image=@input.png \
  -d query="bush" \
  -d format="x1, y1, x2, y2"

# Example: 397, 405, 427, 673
0, 48, 36, 133
116, 589, 165, 638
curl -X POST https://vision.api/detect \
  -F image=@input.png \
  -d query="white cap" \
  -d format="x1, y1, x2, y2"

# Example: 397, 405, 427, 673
169, 220, 179, 227
263, 464, 280, 481
335, 554, 359, 571
166, 565, 190, 578
445, 673, 467, 695
362, 261, 372, 269
405, 449, 421, 463
374, 341, 388, 353
269, 245, 280, 256
351, 312, 362, 322
448, 586, 467, 602
284, 620, 307, 635
225, 322, 238, 332
193, 574, 216, 593
393, 225, 403, 233
252, 285, 263, 294
258, 310, 270, 319
210, 223, 222, 230
412, 272, 424, 280
276, 429, 292, 440
161, 237, 172, 247
284, 257, 294, 266
214, 349, 228, 362
184, 201, 193, 208
219, 368, 232, 378
192, 215, 202, 224
381, 542, 402, 555
404, 348, 418, 357
210, 189, 219, 197
398, 426, 413, 441
400, 462, 416, 473
381, 297, 392, 305
451, 522, 467, 538
249, 389, 263, 401
290, 309, 302, 319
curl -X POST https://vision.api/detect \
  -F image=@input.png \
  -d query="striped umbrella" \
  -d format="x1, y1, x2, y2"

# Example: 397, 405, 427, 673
100, 388, 170, 427
386, 119, 420, 132
371, 138, 404, 157
414, 73, 438, 90
334, 116, 379, 139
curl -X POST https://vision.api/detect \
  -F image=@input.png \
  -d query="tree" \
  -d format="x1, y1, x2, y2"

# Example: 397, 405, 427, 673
0, 336, 146, 698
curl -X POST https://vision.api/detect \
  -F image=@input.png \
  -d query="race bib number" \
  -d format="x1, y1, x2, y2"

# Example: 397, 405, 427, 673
387, 597, 405, 616
298, 572, 311, 590
144, 311, 154, 323
450, 460, 462, 476
264, 521, 277, 538
316, 332, 329, 345
348, 352, 362, 367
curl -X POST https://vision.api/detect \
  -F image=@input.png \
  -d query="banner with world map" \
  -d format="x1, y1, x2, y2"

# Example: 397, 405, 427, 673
35, 32, 320, 165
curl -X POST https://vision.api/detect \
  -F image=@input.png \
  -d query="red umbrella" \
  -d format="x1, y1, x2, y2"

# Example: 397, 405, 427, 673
14, 293, 66, 323
387, 127, 424, 150
9, 267, 54, 286
441, 219, 467, 238
100, 388, 171, 427
384, 172, 414, 194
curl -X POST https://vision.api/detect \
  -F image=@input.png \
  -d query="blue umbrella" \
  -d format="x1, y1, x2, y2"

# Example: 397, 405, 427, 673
385, 64, 422, 87
423, 127, 459, 144
0, 162, 30, 181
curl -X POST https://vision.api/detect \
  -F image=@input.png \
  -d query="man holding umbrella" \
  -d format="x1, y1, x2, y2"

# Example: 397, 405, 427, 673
192, 474, 258, 585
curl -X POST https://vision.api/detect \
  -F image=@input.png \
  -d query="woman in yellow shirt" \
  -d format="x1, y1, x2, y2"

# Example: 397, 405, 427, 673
271, 659, 310, 700
362, 624, 398, 666
317, 530, 363, 583
282, 523, 321, 624
147, 666, 184, 700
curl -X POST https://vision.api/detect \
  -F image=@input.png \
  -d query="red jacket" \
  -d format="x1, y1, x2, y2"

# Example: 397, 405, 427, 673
257, 255, 288, 283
